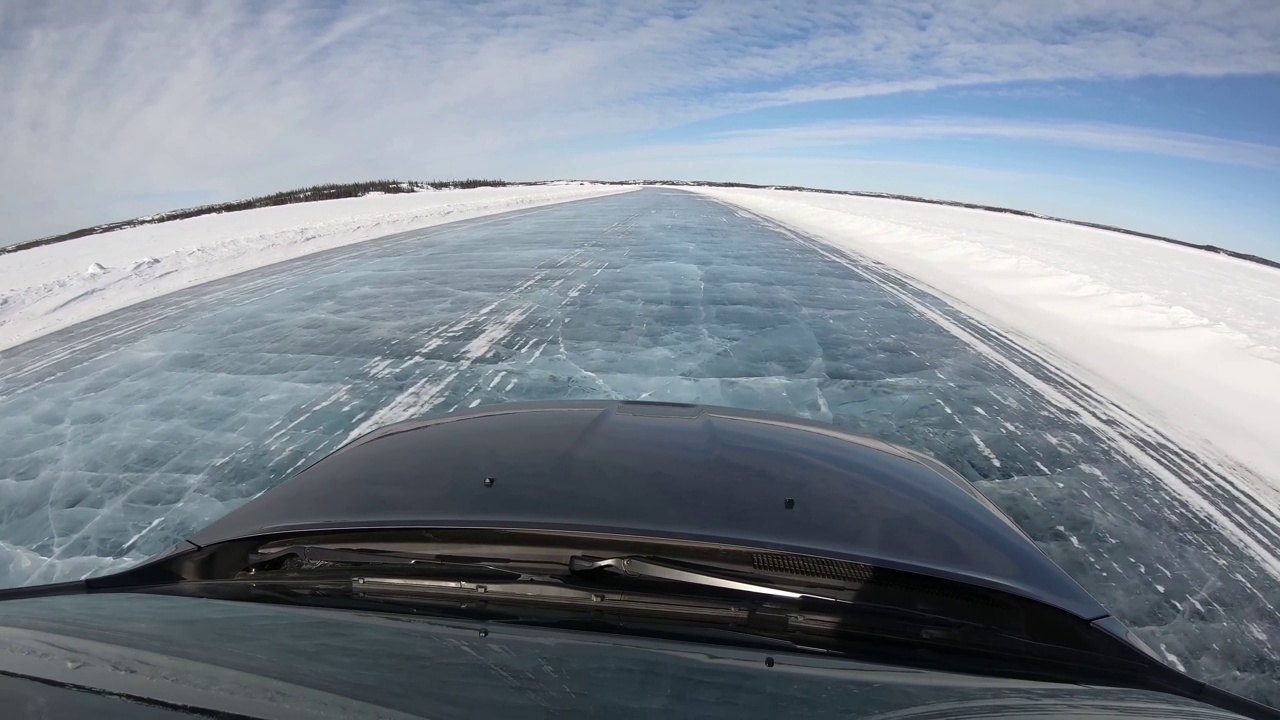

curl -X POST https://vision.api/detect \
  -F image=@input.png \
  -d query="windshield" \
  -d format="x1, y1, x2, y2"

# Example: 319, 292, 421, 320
0, 593, 1253, 720
1, 1, 1278, 715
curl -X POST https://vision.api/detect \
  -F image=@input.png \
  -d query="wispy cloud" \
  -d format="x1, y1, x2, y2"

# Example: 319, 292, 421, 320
1, 1, 1278, 241
681, 120, 1280, 170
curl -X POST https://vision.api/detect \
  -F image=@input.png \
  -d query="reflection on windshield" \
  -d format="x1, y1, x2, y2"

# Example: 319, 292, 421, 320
0, 594, 1248, 719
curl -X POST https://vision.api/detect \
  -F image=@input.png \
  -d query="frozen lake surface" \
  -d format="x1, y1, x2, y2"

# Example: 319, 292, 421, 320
0, 189, 1276, 702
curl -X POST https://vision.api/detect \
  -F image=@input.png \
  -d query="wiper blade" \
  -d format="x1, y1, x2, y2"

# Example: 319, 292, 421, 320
244, 549, 976, 634
566, 556, 1020, 639
245, 545, 523, 579
255, 550, 851, 606
341, 553, 847, 622
351, 576, 752, 621
568, 556, 851, 604
344, 569, 979, 649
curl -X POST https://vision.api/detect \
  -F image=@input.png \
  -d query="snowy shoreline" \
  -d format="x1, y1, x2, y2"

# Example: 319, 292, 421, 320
0, 184, 636, 353
689, 186, 1280, 494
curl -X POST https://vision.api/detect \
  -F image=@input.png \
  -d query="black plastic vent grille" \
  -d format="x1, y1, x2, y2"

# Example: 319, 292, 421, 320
752, 553, 875, 583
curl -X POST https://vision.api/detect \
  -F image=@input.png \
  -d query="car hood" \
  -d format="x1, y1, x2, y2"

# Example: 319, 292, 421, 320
188, 400, 1107, 619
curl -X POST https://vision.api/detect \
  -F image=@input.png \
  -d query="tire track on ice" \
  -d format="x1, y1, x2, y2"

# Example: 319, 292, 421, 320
341, 244, 603, 441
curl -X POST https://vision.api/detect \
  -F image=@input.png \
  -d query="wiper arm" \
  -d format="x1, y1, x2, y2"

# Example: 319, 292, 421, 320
344, 554, 853, 620
567, 557, 1002, 636
569, 556, 850, 604
252, 546, 432, 567
348, 560, 978, 643
244, 548, 974, 632
250, 548, 848, 607
350, 576, 752, 621
245, 545, 523, 579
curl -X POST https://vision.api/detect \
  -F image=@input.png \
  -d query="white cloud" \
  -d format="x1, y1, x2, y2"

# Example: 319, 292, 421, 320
1, 1, 1278, 241
696, 120, 1280, 169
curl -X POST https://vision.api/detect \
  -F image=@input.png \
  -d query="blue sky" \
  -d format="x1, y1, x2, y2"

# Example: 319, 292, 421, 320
2, 1, 1279, 257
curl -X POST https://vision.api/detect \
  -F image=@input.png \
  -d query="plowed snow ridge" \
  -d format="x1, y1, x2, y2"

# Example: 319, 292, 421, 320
691, 186, 1280, 507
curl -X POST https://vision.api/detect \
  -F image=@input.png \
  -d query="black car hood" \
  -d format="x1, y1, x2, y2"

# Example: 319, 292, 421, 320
189, 400, 1107, 620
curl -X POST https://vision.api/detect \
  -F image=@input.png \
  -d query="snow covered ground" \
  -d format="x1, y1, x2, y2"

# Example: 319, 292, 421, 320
0, 183, 636, 353
689, 187, 1280, 497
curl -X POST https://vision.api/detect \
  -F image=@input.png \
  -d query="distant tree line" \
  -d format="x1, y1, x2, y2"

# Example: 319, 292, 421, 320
1, 179, 515, 255
7, 177, 1274, 271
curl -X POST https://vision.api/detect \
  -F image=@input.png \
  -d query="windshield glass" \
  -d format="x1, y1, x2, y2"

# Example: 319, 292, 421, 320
0, 593, 1252, 719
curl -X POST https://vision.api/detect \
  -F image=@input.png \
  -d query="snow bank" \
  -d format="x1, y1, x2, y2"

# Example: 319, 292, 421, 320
0, 184, 635, 352
689, 186, 1280, 488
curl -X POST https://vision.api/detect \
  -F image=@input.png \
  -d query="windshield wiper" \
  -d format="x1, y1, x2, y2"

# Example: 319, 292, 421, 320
351, 575, 752, 621
318, 553, 854, 622
255, 549, 852, 604
244, 545, 527, 579
568, 556, 851, 604
246, 547, 850, 602
239, 547, 993, 637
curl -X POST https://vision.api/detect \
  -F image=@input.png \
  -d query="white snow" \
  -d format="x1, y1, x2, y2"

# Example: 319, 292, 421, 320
969, 430, 1002, 467
689, 186, 1280, 492
0, 184, 635, 352
1160, 643, 1188, 673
